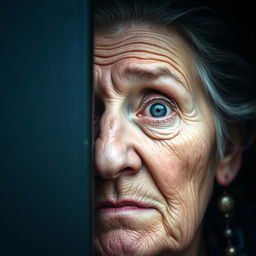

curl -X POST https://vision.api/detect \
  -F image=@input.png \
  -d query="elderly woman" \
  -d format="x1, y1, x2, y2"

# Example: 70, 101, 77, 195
93, 0, 256, 255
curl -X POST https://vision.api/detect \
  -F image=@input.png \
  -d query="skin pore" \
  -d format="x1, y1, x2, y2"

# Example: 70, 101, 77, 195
93, 25, 231, 256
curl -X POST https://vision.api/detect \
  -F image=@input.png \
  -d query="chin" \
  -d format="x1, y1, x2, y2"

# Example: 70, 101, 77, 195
95, 230, 146, 256
94, 229, 188, 256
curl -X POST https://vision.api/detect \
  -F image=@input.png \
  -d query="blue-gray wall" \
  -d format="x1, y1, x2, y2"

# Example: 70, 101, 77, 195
1, 0, 92, 255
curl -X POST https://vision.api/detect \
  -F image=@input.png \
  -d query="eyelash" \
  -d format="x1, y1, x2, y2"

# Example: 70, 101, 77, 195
137, 97, 177, 124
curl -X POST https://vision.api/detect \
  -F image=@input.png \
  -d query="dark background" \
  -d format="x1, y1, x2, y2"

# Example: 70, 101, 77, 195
200, 1, 256, 254
199, 0, 256, 199
201, 0, 256, 67
199, 0, 256, 198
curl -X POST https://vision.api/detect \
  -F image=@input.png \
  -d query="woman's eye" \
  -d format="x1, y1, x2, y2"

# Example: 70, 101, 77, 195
140, 98, 173, 119
135, 95, 177, 127
146, 102, 170, 117
135, 96, 180, 138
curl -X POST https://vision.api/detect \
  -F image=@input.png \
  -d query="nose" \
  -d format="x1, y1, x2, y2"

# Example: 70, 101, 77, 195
95, 111, 142, 179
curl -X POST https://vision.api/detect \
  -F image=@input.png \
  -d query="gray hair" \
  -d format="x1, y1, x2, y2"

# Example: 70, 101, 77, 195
94, 0, 256, 159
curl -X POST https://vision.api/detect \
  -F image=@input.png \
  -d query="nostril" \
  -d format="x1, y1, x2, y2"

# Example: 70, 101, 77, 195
122, 167, 135, 173
115, 166, 140, 177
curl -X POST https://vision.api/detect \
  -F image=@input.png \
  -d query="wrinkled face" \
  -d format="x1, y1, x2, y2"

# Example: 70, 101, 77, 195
94, 26, 217, 256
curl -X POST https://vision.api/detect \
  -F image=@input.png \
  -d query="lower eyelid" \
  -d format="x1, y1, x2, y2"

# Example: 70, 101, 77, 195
137, 112, 178, 125
133, 113, 181, 140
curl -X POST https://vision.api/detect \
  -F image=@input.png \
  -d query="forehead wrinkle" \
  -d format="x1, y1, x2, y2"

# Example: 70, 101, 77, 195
95, 26, 193, 66
95, 37, 190, 66
94, 29, 188, 66
96, 42, 178, 66
95, 29, 194, 93
95, 47, 179, 67
96, 55, 190, 90
95, 47, 190, 85
95, 36, 181, 62
95, 37, 179, 61
95, 29, 183, 50
121, 65, 184, 87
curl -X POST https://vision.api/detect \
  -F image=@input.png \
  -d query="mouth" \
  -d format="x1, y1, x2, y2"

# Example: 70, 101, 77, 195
95, 200, 155, 214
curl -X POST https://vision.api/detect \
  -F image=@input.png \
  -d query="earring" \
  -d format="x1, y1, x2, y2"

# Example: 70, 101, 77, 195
217, 190, 237, 256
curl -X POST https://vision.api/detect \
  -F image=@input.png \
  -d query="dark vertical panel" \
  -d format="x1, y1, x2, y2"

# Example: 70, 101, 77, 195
0, 0, 92, 255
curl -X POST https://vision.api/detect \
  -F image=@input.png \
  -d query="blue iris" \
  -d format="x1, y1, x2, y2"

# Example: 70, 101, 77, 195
149, 103, 167, 117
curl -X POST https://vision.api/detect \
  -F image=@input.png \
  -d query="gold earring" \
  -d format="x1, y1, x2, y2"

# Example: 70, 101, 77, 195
217, 190, 237, 256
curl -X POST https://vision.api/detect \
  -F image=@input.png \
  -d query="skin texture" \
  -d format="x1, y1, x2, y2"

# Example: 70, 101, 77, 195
93, 26, 239, 256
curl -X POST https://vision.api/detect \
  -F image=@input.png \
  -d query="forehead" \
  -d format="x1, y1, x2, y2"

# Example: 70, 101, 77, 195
94, 26, 197, 94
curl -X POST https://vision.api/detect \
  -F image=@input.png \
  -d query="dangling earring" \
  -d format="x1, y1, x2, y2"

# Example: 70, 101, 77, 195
217, 190, 237, 256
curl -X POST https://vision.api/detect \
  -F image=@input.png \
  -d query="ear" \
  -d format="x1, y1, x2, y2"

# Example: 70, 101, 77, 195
215, 144, 242, 186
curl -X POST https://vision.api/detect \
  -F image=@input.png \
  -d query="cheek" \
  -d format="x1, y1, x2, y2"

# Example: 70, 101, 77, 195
141, 131, 214, 193
136, 125, 216, 245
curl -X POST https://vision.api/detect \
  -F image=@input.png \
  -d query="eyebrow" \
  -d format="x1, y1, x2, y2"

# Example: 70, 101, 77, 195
122, 66, 185, 86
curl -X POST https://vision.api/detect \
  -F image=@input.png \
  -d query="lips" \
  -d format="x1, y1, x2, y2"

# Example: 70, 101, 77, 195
95, 200, 154, 214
